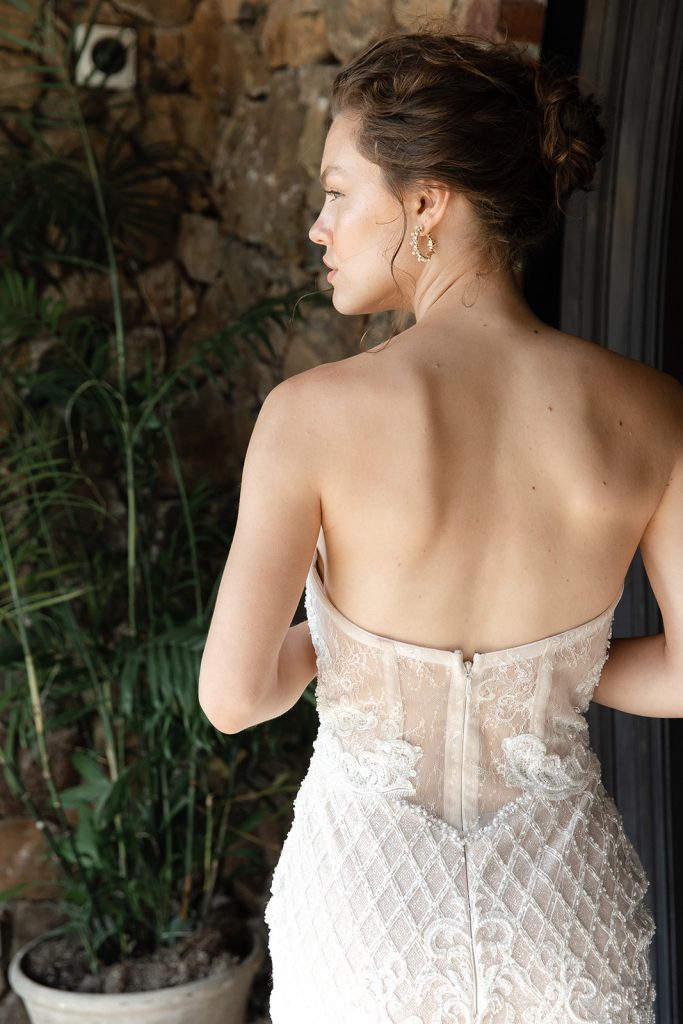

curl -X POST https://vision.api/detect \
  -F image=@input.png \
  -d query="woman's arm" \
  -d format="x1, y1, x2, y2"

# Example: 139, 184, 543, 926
220, 620, 318, 732
594, 373, 683, 716
197, 370, 327, 735
591, 631, 681, 716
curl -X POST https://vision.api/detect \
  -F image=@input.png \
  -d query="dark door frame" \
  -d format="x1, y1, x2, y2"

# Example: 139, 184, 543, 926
529, 0, 683, 1017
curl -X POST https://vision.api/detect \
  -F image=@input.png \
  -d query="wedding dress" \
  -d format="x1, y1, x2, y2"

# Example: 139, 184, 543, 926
264, 526, 657, 1022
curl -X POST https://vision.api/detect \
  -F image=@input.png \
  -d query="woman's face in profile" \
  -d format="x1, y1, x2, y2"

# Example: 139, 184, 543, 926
309, 113, 416, 316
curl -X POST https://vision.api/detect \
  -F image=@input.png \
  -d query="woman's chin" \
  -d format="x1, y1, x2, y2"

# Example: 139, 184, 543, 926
331, 291, 387, 317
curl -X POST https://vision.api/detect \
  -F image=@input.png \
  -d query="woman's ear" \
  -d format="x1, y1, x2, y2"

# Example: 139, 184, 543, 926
412, 183, 451, 233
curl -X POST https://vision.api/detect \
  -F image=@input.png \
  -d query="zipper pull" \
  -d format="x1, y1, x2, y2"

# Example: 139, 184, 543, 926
464, 659, 473, 697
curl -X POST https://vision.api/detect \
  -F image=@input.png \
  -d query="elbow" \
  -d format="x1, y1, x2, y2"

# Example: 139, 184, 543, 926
197, 675, 251, 734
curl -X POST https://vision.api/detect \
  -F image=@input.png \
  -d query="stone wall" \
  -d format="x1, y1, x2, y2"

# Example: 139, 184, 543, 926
0, 0, 546, 1018
3, 0, 547, 388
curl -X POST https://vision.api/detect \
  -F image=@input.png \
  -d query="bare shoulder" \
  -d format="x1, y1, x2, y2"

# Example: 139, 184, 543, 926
562, 327, 666, 377
273, 357, 357, 409
266, 358, 360, 451
556, 328, 683, 415
286, 348, 382, 398
645, 363, 683, 456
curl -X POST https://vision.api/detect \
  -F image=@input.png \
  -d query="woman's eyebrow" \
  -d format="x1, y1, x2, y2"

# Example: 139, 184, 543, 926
319, 165, 346, 185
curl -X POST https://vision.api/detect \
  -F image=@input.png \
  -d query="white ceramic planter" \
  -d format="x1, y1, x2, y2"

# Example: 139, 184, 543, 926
8, 916, 266, 1024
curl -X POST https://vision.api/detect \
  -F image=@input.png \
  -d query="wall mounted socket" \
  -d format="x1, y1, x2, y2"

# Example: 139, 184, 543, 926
74, 24, 137, 90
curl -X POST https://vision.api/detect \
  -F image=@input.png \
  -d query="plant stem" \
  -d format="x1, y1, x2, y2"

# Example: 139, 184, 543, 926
179, 745, 197, 921
201, 791, 213, 919
0, 517, 93, 885
202, 795, 232, 919
162, 423, 203, 619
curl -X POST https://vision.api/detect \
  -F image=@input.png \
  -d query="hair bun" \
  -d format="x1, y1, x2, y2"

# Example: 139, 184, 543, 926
531, 63, 607, 213
332, 32, 610, 275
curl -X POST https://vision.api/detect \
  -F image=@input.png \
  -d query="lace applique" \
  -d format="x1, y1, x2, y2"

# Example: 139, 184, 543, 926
499, 732, 602, 799
312, 721, 422, 797
316, 696, 378, 734
317, 693, 409, 747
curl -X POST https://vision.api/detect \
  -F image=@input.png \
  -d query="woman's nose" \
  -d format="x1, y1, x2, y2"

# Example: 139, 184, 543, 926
309, 213, 328, 246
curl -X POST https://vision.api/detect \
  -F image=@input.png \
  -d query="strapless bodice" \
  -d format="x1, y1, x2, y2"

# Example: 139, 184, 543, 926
304, 531, 623, 835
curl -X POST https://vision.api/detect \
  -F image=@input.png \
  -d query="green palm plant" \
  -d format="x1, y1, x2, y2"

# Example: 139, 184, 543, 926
0, 0, 324, 978
0, 266, 321, 972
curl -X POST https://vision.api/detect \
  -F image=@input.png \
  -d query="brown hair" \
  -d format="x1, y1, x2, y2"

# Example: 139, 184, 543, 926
330, 30, 606, 304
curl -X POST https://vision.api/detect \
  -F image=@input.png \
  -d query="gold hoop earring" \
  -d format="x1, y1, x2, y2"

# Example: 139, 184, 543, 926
410, 223, 435, 262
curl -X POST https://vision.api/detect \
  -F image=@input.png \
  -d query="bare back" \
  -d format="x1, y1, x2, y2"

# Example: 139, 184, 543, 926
314, 321, 678, 663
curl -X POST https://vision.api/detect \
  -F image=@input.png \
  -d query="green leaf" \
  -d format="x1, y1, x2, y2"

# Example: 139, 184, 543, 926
72, 804, 101, 867
71, 750, 109, 785
60, 780, 109, 808
0, 31, 44, 53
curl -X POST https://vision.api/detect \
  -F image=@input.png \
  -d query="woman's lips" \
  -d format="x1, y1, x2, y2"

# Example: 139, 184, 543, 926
327, 269, 337, 281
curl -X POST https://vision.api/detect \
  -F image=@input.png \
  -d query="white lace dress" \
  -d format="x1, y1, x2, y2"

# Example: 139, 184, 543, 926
264, 528, 656, 1023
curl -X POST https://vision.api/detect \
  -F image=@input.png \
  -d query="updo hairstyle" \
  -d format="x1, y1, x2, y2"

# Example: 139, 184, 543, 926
330, 31, 607, 278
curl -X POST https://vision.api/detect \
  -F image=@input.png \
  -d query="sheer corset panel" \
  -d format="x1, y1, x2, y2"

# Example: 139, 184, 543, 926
305, 527, 624, 836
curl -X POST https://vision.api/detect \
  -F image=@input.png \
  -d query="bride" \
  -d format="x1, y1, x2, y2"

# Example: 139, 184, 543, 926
200, 28, 679, 1021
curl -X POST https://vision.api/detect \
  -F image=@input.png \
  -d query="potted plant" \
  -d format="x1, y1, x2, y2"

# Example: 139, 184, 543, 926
0, 3, 322, 1020
0, 243, 319, 1021
0, 265, 318, 1020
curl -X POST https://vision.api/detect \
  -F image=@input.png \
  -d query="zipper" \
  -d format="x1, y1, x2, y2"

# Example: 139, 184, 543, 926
462, 659, 479, 1015
462, 660, 473, 829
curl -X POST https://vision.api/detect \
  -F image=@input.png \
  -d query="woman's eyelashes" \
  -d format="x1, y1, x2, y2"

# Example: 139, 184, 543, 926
324, 190, 343, 201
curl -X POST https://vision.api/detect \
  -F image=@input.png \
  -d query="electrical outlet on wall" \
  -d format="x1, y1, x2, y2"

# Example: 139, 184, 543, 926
73, 23, 137, 90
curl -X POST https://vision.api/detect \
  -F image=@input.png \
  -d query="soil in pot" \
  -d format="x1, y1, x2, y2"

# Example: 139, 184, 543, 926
21, 902, 254, 994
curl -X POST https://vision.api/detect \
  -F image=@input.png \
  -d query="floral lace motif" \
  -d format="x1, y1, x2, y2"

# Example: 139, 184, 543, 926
312, 721, 422, 798
499, 732, 602, 799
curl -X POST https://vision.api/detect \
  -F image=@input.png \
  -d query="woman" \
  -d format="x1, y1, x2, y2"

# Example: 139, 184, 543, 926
199, 29, 683, 1021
